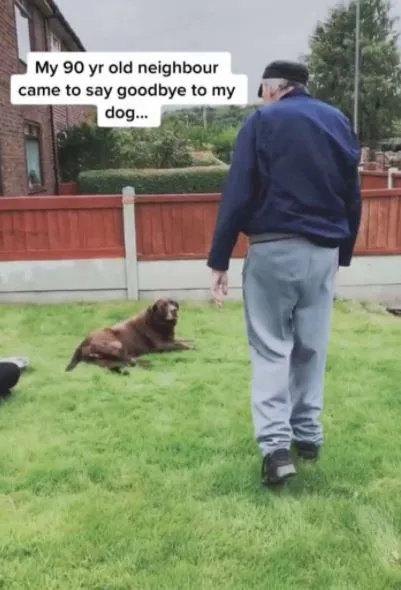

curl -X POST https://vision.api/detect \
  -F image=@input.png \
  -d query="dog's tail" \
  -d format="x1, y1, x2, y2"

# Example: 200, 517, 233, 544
65, 342, 84, 372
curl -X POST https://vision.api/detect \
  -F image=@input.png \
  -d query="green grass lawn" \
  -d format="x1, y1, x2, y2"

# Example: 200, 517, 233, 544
1, 299, 401, 589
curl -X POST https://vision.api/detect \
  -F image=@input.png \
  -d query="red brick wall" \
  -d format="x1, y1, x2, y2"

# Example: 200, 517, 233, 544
52, 38, 94, 133
22, 6, 56, 195
0, 0, 27, 196
0, 0, 93, 196
53, 105, 94, 134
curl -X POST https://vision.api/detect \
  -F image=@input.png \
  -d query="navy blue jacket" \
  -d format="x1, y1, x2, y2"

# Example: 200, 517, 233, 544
207, 88, 362, 271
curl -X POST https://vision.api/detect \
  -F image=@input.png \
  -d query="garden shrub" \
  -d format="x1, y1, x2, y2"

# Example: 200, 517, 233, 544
58, 124, 194, 181
57, 123, 120, 182
211, 127, 239, 163
78, 165, 229, 195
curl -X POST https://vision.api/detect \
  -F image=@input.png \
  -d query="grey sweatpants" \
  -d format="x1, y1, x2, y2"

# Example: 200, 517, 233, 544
242, 237, 338, 458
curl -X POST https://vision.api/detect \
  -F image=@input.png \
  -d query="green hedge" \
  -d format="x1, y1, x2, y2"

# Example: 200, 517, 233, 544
78, 165, 229, 195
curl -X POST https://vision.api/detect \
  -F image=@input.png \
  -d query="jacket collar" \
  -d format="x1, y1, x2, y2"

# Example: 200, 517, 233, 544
280, 87, 310, 101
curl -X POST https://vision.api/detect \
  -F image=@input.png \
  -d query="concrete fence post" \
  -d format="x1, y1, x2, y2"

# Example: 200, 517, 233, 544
388, 167, 398, 189
122, 186, 139, 299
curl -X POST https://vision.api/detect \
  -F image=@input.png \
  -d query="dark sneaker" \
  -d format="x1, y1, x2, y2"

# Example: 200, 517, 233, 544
261, 449, 296, 486
293, 441, 320, 461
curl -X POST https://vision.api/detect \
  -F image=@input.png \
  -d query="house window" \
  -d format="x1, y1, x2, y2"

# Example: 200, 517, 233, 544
24, 123, 43, 191
14, 0, 32, 63
50, 32, 62, 52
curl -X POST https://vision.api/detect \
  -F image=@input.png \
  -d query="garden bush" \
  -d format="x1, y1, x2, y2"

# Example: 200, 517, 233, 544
115, 128, 193, 169
57, 123, 194, 181
78, 165, 229, 195
57, 123, 121, 182
212, 127, 239, 163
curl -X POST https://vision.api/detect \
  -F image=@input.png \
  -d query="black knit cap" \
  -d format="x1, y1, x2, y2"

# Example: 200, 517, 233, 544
257, 60, 309, 97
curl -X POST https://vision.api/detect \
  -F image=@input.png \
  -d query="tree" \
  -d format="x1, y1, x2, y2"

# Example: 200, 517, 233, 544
162, 105, 258, 130
304, 0, 401, 145
57, 122, 120, 181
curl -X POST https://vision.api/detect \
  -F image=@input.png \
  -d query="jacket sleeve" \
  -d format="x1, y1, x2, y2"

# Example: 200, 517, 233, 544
207, 111, 259, 271
339, 130, 362, 267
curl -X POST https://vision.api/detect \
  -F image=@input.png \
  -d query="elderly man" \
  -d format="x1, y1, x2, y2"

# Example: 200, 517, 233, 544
207, 60, 361, 487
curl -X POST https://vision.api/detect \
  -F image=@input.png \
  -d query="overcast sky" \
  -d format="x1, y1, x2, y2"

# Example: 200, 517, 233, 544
56, 0, 401, 104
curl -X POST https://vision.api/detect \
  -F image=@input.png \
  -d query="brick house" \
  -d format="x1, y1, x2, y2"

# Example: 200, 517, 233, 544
0, 0, 93, 196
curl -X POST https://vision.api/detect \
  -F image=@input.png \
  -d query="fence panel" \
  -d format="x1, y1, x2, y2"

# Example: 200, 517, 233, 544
0, 196, 124, 261
135, 190, 401, 261
135, 194, 247, 260
355, 190, 401, 255
1, 189, 400, 264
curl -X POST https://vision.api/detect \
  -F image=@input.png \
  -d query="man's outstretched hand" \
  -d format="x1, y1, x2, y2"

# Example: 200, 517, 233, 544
211, 270, 228, 307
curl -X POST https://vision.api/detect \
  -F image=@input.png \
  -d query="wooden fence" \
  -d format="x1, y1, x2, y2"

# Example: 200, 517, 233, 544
134, 194, 247, 260
360, 170, 401, 190
0, 189, 400, 262
356, 189, 401, 255
0, 196, 124, 261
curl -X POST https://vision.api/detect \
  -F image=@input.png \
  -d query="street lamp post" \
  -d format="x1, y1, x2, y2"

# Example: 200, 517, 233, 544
353, 0, 361, 134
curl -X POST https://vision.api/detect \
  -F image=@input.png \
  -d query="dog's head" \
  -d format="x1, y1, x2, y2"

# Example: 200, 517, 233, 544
149, 298, 180, 326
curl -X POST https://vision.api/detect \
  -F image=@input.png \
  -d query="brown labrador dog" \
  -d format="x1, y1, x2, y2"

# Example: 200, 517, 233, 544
65, 298, 194, 374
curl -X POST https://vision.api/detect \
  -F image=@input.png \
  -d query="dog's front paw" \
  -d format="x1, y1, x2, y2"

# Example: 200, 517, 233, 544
183, 340, 196, 350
